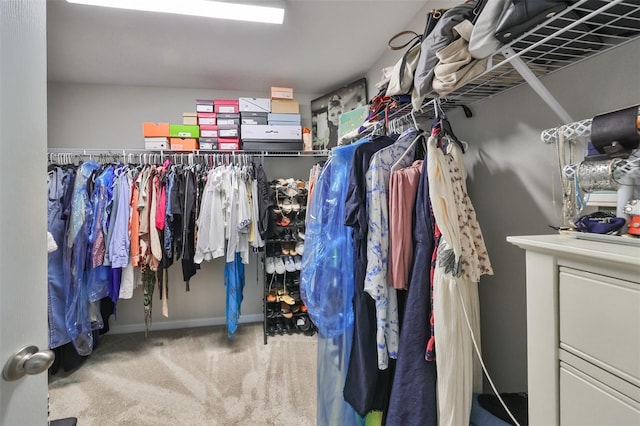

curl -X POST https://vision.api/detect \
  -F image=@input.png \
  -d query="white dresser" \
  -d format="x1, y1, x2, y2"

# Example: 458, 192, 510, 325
507, 234, 640, 425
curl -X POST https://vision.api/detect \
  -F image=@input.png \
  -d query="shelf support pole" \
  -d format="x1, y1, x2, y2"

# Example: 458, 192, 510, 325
502, 47, 574, 124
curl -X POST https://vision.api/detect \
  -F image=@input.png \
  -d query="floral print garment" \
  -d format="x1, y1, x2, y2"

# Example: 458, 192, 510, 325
364, 128, 418, 370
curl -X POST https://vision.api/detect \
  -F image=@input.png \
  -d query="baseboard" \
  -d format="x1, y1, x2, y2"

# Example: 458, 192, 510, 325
108, 314, 264, 335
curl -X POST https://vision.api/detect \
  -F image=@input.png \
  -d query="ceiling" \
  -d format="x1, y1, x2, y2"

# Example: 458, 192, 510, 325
47, 0, 455, 96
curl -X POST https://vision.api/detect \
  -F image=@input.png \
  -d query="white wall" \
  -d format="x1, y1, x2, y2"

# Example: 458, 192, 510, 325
47, 84, 322, 334
368, 34, 640, 394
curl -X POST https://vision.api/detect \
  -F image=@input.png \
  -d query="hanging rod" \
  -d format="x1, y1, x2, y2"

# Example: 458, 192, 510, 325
540, 106, 640, 144
47, 148, 330, 158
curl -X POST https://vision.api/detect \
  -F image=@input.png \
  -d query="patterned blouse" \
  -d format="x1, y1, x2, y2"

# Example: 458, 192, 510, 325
364, 128, 418, 369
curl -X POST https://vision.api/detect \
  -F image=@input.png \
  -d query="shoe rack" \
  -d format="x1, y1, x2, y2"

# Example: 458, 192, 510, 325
262, 178, 316, 344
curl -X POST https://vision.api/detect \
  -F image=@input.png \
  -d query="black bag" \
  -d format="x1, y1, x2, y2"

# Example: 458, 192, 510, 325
494, 0, 573, 43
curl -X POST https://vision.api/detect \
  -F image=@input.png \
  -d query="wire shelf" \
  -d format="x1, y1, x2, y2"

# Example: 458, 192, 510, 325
387, 0, 640, 123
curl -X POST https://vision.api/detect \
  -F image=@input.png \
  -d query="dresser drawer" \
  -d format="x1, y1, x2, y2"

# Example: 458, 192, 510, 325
560, 363, 640, 425
559, 268, 640, 382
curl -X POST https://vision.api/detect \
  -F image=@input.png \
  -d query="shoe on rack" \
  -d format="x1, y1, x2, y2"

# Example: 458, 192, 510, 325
265, 257, 276, 274
294, 255, 302, 270
295, 240, 304, 256
284, 256, 296, 273
281, 242, 290, 256
297, 230, 305, 240
275, 257, 286, 274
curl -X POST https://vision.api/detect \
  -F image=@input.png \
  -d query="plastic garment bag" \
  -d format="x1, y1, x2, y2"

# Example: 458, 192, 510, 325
86, 165, 115, 303
301, 140, 368, 426
65, 160, 102, 356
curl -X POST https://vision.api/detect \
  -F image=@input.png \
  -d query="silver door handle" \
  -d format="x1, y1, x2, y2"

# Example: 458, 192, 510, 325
2, 345, 55, 381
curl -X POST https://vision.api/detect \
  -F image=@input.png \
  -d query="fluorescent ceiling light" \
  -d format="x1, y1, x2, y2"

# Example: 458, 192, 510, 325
66, 0, 285, 25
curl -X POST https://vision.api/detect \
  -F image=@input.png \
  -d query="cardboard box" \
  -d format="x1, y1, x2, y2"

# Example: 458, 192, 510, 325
170, 138, 198, 151
218, 126, 239, 138
197, 112, 216, 125
216, 113, 240, 125
183, 112, 198, 125
196, 99, 214, 113
199, 140, 218, 150
270, 99, 299, 114
144, 137, 169, 150
241, 117, 268, 125
214, 99, 239, 114
239, 97, 271, 113
143, 122, 170, 137
199, 125, 218, 138
169, 124, 200, 138
241, 124, 301, 141
270, 86, 293, 100
240, 111, 268, 118
242, 140, 303, 151
218, 138, 241, 151
269, 121, 301, 126
268, 113, 301, 123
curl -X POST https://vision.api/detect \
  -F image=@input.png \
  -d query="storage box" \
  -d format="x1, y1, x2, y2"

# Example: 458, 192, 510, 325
169, 124, 200, 138
216, 113, 240, 125
241, 116, 268, 125
170, 138, 198, 151
218, 138, 241, 151
143, 122, 170, 137
270, 86, 293, 100
199, 138, 218, 150
239, 97, 271, 113
144, 137, 170, 150
199, 125, 218, 138
242, 140, 303, 151
183, 112, 198, 125
270, 99, 299, 114
197, 112, 216, 125
241, 124, 301, 141
214, 99, 239, 114
241, 111, 269, 118
268, 113, 301, 123
196, 99, 214, 113
218, 125, 239, 138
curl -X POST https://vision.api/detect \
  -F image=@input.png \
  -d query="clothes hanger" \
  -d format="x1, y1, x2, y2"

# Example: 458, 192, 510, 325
391, 110, 425, 172
434, 98, 466, 153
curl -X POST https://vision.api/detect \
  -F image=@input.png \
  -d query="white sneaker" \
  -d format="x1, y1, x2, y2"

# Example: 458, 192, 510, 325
274, 257, 286, 274
265, 257, 276, 274
284, 256, 296, 272
295, 240, 304, 256
294, 255, 302, 270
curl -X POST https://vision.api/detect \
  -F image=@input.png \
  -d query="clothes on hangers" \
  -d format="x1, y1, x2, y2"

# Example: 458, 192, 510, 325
388, 159, 423, 291
301, 139, 368, 426
427, 133, 493, 426
364, 127, 418, 369
47, 154, 273, 351
343, 134, 398, 417
386, 157, 438, 426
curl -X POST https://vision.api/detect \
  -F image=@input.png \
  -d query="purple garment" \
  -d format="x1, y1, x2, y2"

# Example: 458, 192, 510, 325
109, 169, 132, 268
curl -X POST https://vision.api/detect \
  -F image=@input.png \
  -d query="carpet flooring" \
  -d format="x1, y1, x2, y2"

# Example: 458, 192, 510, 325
48, 323, 317, 426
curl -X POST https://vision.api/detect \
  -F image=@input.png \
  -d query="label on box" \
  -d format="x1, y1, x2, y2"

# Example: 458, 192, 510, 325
217, 106, 236, 113
217, 118, 240, 125
242, 117, 268, 125
196, 105, 214, 112
199, 117, 216, 125
219, 127, 238, 138
199, 142, 218, 150
218, 140, 240, 151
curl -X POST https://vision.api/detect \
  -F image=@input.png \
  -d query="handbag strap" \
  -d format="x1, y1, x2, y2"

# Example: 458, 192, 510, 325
388, 30, 421, 50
